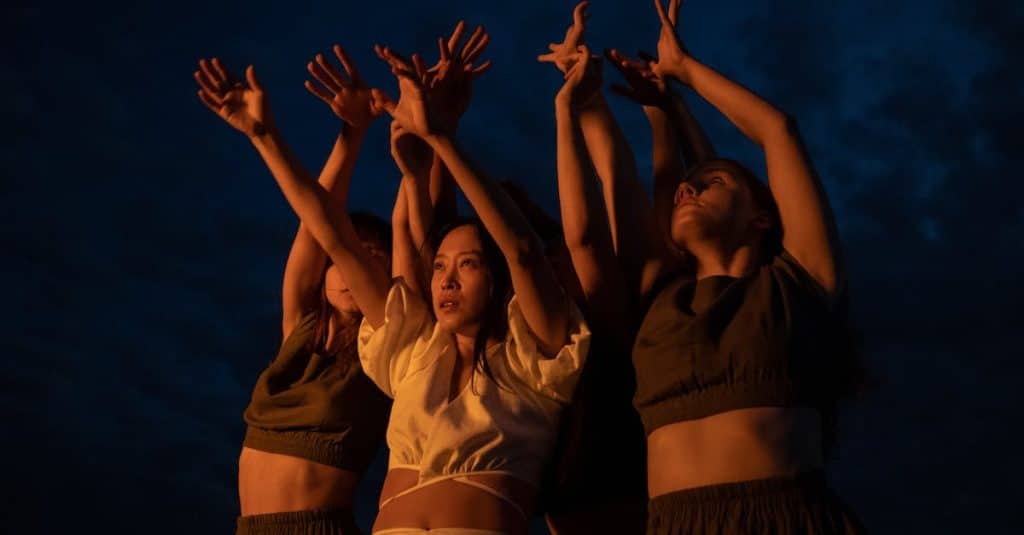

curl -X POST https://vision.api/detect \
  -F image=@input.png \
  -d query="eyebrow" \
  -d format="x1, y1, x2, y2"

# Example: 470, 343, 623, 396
434, 250, 485, 260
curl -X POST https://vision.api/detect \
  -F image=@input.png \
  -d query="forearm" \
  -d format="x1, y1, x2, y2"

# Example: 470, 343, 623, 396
666, 57, 787, 146
283, 127, 368, 315
392, 178, 425, 297
665, 92, 715, 166
576, 94, 641, 251
404, 167, 434, 256
556, 103, 612, 259
252, 126, 390, 325
428, 152, 458, 226
426, 133, 569, 352
318, 127, 367, 206
425, 135, 543, 264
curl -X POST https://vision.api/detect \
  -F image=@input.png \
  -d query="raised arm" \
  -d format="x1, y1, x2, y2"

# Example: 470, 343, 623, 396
374, 45, 570, 357
652, 0, 843, 294
539, 1, 673, 298
553, 46, 627, 328
389, 119, 436, 297
194, 53, 392, 327
606, 47, 716, 253
409, 21, 493, 228
280, 126, 366, 337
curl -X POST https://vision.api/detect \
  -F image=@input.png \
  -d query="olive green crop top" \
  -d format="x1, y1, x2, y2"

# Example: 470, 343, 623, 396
632, 251, 848, 435
243, 312, 392, 473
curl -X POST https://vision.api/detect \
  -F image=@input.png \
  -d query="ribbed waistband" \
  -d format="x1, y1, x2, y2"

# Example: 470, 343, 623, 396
649, 471, 827, 509
236, 507, 358, 534
244, 427, 358, 472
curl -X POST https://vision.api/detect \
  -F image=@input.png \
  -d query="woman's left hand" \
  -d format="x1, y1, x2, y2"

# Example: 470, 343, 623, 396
304, 45, 380, 132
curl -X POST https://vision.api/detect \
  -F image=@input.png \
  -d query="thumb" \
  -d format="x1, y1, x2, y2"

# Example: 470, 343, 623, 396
371, 88, 397, 116
245, 65, 263, 91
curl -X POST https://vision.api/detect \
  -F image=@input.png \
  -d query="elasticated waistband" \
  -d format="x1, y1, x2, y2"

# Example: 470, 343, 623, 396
236, 507, 358, 534
649, 471, 827, 510
244, 427, 360, 472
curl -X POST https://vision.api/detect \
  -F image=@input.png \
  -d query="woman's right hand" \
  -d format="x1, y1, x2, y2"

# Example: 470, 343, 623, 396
194, 58, 273, 138
651, 0, 692, 84
538, 1, 590, 74
605, 49, 671, 108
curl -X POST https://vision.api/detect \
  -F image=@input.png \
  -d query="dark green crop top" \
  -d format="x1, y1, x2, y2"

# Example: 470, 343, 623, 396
632, 251, 848, 435
243, 312, 392, 473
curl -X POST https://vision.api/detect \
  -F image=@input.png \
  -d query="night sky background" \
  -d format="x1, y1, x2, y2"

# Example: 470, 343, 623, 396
4, 0, 1022, 533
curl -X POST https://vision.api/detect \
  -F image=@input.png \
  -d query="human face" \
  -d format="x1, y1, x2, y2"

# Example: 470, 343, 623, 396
670, 165, 761, 251
431, 224, 492, 337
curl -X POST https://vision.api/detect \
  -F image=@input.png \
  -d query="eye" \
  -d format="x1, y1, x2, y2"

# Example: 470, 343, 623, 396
459, 258, 478, 268
433, 261, 445, 271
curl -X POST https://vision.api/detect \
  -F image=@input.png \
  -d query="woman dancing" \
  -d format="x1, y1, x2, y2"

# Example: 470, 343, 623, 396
194, 48, 397, 534
353, 29, 591, 533
591, 0, 864, 532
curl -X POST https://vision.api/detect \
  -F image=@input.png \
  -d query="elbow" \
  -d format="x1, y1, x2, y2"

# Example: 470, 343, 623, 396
767, 111, 798, 137
506, 236, 546, 270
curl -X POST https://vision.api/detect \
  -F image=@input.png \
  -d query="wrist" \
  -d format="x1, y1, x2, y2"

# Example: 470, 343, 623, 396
249, 123, 281, 150
643, 104, 669, 123
341, 123, 369, 143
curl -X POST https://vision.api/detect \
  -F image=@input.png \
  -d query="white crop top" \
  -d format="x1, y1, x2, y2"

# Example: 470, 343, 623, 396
358, 279, 591, 489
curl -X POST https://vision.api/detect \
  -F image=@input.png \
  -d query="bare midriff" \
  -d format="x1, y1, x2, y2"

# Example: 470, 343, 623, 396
238, 447, 360, 515
646, 407, 824, 498
372, 468, 534, 534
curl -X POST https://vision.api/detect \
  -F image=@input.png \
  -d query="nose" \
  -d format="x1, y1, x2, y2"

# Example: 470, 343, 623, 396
675, 180, 698, 205
440, 266, 460, 290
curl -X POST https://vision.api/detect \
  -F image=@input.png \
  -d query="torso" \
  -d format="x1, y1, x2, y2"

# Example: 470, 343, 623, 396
646, 407, 823, 497
238, 447, 360, 515
633, 254, 846, 496
372, 468, 534, 533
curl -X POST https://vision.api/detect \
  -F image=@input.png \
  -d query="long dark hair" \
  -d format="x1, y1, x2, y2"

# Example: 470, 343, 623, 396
309, 212, 392, 368
428, 217, 512, 390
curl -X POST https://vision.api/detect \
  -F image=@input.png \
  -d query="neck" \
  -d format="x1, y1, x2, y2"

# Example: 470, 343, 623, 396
688, 240, 761, 279
453, 332, 477, 362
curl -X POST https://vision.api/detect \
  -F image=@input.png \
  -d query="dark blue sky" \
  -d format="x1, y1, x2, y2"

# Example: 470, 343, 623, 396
4, 1, 1022, 533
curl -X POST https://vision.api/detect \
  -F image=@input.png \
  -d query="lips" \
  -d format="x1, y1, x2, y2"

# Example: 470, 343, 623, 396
438, 293, 461, 313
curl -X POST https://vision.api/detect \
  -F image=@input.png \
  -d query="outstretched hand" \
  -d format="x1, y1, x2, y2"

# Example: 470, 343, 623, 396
651, 0, 691, 84
194, 58, 272, 138
538, 1, 590, 74
605, 49, 670, 107
371, 46, 444, 140
556, 45, 603, 109
304, 45, 380, 132
425, 21, 492, 132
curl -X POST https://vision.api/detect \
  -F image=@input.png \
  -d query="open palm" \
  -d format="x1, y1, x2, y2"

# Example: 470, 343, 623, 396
194, 58, 271, 138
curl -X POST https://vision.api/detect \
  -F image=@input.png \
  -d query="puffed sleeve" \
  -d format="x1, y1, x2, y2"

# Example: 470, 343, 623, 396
358, 278, 436, 398
503, 296, 591, 404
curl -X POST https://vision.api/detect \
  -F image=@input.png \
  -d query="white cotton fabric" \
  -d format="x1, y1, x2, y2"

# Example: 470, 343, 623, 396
358, 278, 590, 488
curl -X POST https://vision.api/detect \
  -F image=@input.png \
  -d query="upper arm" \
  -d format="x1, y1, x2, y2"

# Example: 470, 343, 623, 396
764, 116, 843, 296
